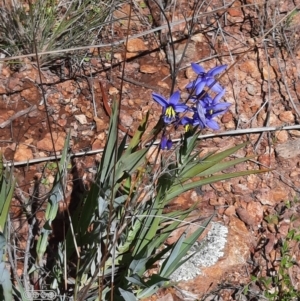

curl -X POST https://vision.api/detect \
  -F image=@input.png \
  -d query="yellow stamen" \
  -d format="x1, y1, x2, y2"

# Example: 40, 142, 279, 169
209, 109, 214, 115
165, 106, 176, 119
185, 124, 192, 132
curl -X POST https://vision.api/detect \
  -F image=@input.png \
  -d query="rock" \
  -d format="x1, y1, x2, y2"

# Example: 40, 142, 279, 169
94, 117, 105, 132
262, 66, 277, 80
175, 217, 250, 298
239, 61, 260, 78
140, 64, 159, 74
275, 138, 300, 159
20, 85, 41, 103
75, 114, 88, 125
14, 147, 33, 162
126, 38, 148, 52
37, 132, 66, 152
290, 130, 300, 137
278, 111, 294, 123
191, 33, 205, 42
92, 139, 103, 150
119, 111, 133, 127
275, 130, 289, 143
246, 84, 256, 96
227, 7, 242, 17
109, 86, 119, 95
224, 205, 236, 216
7, 77, 23, 92
256, 187, 289, 206
158, 81, 170, 89
236, 203, 262, 229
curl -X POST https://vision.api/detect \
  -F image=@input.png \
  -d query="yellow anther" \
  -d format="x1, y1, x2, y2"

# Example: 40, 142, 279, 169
185, 124, 192, 132
165, 106, 176, 118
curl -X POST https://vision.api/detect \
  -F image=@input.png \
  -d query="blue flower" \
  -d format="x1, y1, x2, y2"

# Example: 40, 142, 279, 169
186, 63, 227, 95
160, 136, 173, 150
152, 91, 188, 124
196, 93, 231, 130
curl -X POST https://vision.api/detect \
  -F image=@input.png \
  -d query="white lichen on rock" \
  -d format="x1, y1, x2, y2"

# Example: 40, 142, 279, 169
168, 222, 228, 282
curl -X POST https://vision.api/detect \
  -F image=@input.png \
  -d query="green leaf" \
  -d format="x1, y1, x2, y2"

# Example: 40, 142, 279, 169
0, 233, 13, 301
115, 148, 148, 182
179, 143, 248, 180
160, 216, 212, 278
166, 169, 268, 203
99, 100, 118, 183
119, 288, 137, 301
0, 152, 16, 232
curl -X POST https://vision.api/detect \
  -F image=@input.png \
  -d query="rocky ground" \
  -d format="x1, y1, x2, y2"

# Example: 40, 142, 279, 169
1, 0, 300, 300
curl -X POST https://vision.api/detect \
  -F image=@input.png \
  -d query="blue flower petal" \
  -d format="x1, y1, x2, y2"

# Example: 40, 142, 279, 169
213, 89, 226, 104
206, 119, 220, 130
186, 80, 196, 89
163, 115, 173, 124
196, 102, 207, 128
174, 103, 188, 112
206, 78, 224, 93
160, 136, 167, 149
166, 139, 173, 150
212, 102, 231, 111
191, 63, 205, 74
180, 116, 193, 126
207, 65, 227, 77
195, 80, 206, 95
152, 93, 168, 108
169, 91, 180, 105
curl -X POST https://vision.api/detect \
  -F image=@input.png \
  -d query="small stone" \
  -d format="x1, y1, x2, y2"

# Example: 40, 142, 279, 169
276, 138, 300, 158
191, 33, 205, 42
224, 205, 236, 216
81, 130, 94, 137
221, 111, 233, 123
290, 130, 300, 137
109, 86, 119, 95
126, 38, 148, 52
74, 114, 88, 125
94, 117, 105, 132
7, 77, 23, 92
290, 170, 300, 177
119, 111, 133, 127
57, 119, 67, 127
239, 61, 260, 77
125, 52, 138, 59
158, 81, 169, 89
262, 66, 277, 80
37, 132, 66, 151
140, 64, 159, 74
113, 53, 122, 61
14, 147, 33, 162
92, 139, 102, 150
246, 84, 256, 96
186, 66, 195, 79
278, 111, 294, 123
236, 207, 257, 227
275, 130, 289, 143
227, 7, 242, 17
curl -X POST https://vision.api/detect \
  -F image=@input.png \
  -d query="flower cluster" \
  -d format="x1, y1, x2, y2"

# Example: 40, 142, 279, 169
152, 63, 231, 149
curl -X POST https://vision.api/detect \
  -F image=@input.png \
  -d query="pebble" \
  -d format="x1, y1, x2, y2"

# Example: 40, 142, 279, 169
278, 111, 294, 123
75, 114, 88, 125
140, 64, 159, 74
126, 38, 148, 52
